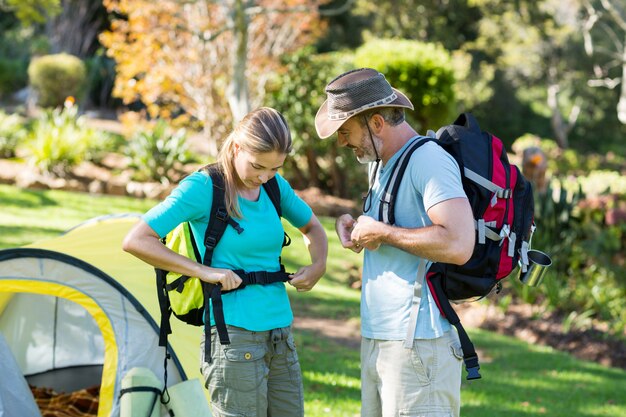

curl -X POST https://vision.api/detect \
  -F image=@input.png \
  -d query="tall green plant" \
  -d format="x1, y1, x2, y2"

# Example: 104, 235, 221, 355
0, 111, 24, 158
126, 119, 194, 184
24, 101, 102, 176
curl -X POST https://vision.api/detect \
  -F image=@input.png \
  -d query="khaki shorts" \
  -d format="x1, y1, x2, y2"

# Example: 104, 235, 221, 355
200, 325, 303, 417
361, 331, 463, 417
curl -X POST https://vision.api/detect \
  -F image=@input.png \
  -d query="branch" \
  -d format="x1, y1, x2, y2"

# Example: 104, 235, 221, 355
319, 0, 355, 17
582, 0, 599, 55
599, 0, 626, 31
587, 77, 622, 89
245, 0, 354, 17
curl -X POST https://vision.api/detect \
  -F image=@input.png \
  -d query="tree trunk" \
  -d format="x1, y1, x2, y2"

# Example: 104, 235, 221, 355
305, 146, 320, 188
547, 83, 569, 149
226, 0, 251, 123
618, 34, 626, 124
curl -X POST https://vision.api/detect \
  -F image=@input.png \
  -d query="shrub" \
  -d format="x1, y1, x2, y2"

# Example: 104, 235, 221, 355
266, 48, 365, 198
28, 53, 86, 108
126, 119, 194, 184
0, 58, 28, 98
24, 101, 101, 176
354, 39, 456, 130
0, 111, 25, 158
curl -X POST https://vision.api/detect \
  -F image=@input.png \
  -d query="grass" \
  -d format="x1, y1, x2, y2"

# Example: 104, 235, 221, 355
1, 184, 625, 416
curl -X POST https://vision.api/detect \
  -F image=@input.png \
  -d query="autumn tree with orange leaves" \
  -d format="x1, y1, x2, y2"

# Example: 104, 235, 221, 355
100, 0, 323, 155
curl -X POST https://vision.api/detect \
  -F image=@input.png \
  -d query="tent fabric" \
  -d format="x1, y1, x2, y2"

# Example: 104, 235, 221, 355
0, 332, 42, 417
0, 214, 205, 417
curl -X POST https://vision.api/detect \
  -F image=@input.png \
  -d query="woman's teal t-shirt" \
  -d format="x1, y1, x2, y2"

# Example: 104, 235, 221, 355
143, 171, 312, 331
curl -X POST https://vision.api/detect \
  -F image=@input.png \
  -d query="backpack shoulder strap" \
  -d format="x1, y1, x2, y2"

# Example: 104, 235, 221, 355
379, 137, 433, 225
203, 167, 231, 267
262, 176, 282, 218
262, 176, 292, 248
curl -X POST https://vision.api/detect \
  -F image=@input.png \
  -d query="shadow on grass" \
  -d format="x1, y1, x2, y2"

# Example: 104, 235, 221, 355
0, 187, 58, 209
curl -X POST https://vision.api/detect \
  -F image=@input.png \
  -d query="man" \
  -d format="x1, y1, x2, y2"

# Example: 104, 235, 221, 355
315, 68, 475, 417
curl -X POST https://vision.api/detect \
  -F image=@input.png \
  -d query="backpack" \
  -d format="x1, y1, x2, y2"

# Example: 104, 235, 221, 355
154, 165, 291, 370
379, 113, 535, 380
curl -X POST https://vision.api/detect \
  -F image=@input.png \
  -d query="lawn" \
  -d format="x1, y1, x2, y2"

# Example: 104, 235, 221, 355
1, 184, 625, 416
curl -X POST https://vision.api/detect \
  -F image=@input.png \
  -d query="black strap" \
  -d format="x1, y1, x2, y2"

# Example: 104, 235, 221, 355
155, 268, 172, 347
119, 386, 162, 417
427, 271, 481, 380
200, 166, 288, 364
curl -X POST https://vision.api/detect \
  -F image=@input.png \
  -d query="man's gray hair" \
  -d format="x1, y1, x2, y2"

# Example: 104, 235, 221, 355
361, 107, 405, 126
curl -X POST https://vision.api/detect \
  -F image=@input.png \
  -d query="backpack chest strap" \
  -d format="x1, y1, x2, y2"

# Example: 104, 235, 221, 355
222, 269, 291, 293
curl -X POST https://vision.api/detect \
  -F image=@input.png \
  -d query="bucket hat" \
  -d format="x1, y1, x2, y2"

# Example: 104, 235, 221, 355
315, 68, 414, 139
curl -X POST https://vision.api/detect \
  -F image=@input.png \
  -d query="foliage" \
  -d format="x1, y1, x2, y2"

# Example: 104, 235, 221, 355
266, 48, 367, 199
517, 176, 626, 335
0, 58, 28, 97
84, 51, 118, 108
354, 38, 456, 130
353, 0, 482, 51
0, 0, 61, 25
27, 53, 87, 108
23, 100, 104, 176
100, 0, 322, 155
0, 110, 24, 158
125, 119, 195, 184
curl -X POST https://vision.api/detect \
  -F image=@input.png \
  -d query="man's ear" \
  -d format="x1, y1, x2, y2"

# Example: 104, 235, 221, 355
370, 113, 385, 133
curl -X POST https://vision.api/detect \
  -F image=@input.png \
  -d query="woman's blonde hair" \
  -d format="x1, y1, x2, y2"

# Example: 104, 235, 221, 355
216, 107, 292, 218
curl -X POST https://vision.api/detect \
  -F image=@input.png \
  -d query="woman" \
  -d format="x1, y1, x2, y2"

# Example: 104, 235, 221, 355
122, 107, 328, 417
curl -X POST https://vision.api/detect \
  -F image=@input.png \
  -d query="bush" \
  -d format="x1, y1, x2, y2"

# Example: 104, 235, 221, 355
24, 101, 102, 176
354, 39, 456, 130
28, 53, 86, 108
126, 119, 194, 184
0, 111, 25, 158
266, 48, 366, 199
0, 58, 28, 98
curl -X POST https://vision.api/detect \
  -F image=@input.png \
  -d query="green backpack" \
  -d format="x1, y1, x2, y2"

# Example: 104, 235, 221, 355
155, 165, 291, 364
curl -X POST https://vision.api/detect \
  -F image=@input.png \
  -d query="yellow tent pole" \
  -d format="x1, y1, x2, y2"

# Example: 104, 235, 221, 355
2, 280, 118, 417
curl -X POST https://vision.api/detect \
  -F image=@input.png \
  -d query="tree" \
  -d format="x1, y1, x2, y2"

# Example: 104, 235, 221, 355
101, 0, 323, 155
581, 0, 626, 124
0, 0, 60, 25
46, 0, 107, 58
467, 0, 588, 148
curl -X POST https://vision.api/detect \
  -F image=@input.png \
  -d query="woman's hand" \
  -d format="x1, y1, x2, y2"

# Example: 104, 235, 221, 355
289, 262, 326, 292
204, 268, 242, 291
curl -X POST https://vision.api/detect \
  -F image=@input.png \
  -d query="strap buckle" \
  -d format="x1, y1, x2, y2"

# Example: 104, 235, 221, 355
215, 207, 228, 221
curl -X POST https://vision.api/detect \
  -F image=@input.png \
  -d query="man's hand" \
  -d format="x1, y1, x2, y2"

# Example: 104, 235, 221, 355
351, 215, 382, 251
335, 214, 363, 253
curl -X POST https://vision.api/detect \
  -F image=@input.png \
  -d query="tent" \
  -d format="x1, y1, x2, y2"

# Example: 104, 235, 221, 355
0, 214, 205, 417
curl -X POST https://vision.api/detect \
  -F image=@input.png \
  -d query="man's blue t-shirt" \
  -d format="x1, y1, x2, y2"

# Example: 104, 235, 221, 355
362, 137, 466, 340
144, 171, 312, 331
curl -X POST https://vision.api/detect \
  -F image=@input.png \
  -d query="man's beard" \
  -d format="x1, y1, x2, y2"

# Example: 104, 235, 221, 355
355, 132, 381, 164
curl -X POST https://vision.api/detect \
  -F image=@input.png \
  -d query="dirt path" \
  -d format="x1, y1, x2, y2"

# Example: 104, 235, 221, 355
294, 302, 626, 370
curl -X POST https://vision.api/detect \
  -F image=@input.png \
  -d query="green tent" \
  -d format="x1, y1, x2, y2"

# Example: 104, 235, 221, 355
0, 214, 206, 417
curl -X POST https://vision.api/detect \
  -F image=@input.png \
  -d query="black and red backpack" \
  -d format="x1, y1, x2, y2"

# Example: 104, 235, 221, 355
379, 113, 536, 380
